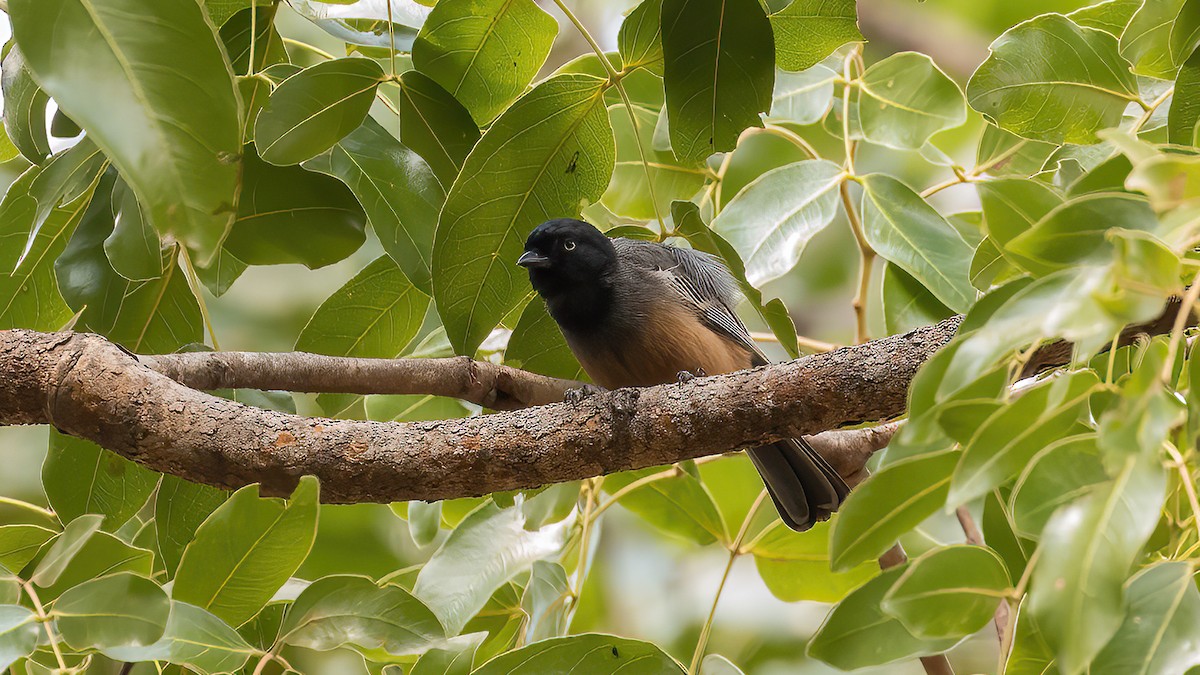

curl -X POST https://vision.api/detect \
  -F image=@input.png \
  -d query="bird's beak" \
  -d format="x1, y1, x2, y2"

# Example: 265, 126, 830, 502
517, 250, 550, 269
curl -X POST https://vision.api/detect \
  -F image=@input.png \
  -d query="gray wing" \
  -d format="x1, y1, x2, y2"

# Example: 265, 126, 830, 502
613, 238, 767, 364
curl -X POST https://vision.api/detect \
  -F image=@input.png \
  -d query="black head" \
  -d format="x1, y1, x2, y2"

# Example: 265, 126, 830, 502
518, 218, 618, 330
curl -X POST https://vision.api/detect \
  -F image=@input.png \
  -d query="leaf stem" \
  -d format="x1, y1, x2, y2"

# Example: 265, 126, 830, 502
841, 47, 860, 176
179, 247, 222, 351
1132, 86, 1174, 134
22, 581, 66, 671
840, 179, 873, 344
1164, 278, 1200, 383
760, 124, 820, 159
1166, 442, 1200, 548
590, 466, 682, 522
749, 331, 838, 353
281, 37, 336, 61
248, 2, 258, 77
386, 0, 397, 79
688, 490, 767, 675
0, 496, 54, 520
567, 477, 602, 627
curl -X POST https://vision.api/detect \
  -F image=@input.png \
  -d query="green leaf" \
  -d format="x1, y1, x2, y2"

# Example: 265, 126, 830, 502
154, 475, 229, 577
473, 634, 685, 674
975, 124, 1059, 179
280, 575, 444, 654
255, 58, 385, 166
410, 637, 481, 675
882, 263, 953, 336
769, 0, 862, 72
431, 74, 613, 355
389, 70, 481, 189
1006, 193, 1157, 275
1010, 434, 1109, 537
967, 14, 1139, 145
881, 544, 1010, 640
1127, 153, 1200, 212
413, 501, 569, 635
948, 371, 1099, 507
768, 64, 836, 125
103, 178, 165, 281
0, 45, 49, 164
407, 501, 443, 548
11, 0, 242, 265
977, 178, 1064, 259
0, 526, 55, 573
807, 567, 959, 670
29, 514, 103, 587
1029, 454, 1167, 675
857, 52, 966, 150
700, 654, 744, 675
1068, 0, 1142, 36
602, 104, 707, 220
55, 174, 203, 354
413, 0, 558, 125
830, 449, 958, 572
712, 159, 842, 286
1170, 44, 1200, 145
0, 605, 39, 671
520, 560, 570, 643
1120, 0, 1200, 79
226, 147, 367, 268
505, 300, 586, 381
619, 0, 664, 74
220, 5, 288, 76
173, 477, 319, 626
983, 490, 1034, 581
288, 0, 428, 51
1006, 600, 1060, 675
1090, 561, 1200, 675
602, 465, 727, 545
749, 520, 877, 603
662, 0, 774, 160
54, 573, 170, 650
42, 431, 159, 532
305, 119, 443, 292
205, 0, 272, 27
860, 173, 975, 312
31, 536, 153, 608
104, 601, 256, 673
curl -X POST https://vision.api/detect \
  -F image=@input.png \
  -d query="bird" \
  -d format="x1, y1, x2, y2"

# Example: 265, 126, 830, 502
517, 217, 850, 532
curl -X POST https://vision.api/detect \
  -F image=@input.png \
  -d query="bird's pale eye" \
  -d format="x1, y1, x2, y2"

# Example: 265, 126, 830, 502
563, 240, 576, 251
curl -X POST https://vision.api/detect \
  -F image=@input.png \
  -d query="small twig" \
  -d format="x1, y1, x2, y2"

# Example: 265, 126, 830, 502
0, 496, 54, 520
955, 506, 983, 546
840, 179, 874, 344
1132, 86, 1174, 134
22, 582, 67, 671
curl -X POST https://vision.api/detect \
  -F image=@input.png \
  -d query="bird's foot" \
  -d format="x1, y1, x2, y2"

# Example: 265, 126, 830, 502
564, 384, 605, 405
675, 368, 706, 384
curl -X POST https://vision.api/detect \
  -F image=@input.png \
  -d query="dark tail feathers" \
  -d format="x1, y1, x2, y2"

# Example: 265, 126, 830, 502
747, 438, 851, 532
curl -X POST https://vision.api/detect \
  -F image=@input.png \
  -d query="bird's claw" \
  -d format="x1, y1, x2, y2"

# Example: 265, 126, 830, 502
675, 368, 706, 384
564, 384, 605, 405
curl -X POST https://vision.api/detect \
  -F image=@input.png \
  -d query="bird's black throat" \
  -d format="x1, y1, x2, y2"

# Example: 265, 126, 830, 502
530, 269, 615, 333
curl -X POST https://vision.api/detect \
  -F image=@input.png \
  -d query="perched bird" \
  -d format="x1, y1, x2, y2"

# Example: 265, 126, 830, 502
517, 218, 849, 532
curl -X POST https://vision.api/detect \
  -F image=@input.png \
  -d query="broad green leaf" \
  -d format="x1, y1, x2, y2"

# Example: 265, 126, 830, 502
967, 14, 1139, 144
673, 201, 800, 357
969, 237, 1017, 291
505, 300, 586, 381
882, 263, 953, 336
154, 475, 230, 577
948, 371, 1099, 506
42, 431, 159, 532
0, 126, 19, 163
983, 490, 1034, 581
431, 74, 613, 355
54, 573, 170, 650
977, 178, 1064, 256
0, 606, 38, 671
1006, 193, 1157, 274
31, 531, 152, 601
1010, 434, 1109, 537
295, 255, 429, 358
1127, 153, 1200, 212
858, 52, 966, 150
1007, 601, 1060, 675
749, 520, 877, 603
193, 245, 249, 297
768, 64, 837, 125
205, 0, 273, 27
975, 124, 1059, 179
602, 104, 706, 220
473, 634, 685, 674
807, 567, 959, 669
103, 178, 165, 281
413, 501, 569, 635
220, 5, 288, 76
173, 477, 319, 626
1068, 0, 1142, 36
520, 560, 570, 643
55, 174, 203, 354
255, 58, 385, 165
712, 159, 842, 287
410, 637, 481, 675
558, 51, 666, 110
881, 544, 1011, 639
0, 526, 55, 573
413, 0, 558, 124
1120, 0, 1200, 79
860, 173, 975, 312
829, 449, 958, 571
769, 0, 862, 72
389, 70, 481, 189
662, 0, 774, 160
0, 45, 49, 164
619, 0, 664, 74
105, 601, 256, 673
1091, 561, 1200, 675
29, 514, 103, 587
280, 575, 444, 654
1029, 454, 1167, 675
602, 465, 727, 545
226, 147, 367, 268
11, 0, 242, 265
304, 118, 443, 291
1170, 45, 1200, 145
408, 500, 443, 548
